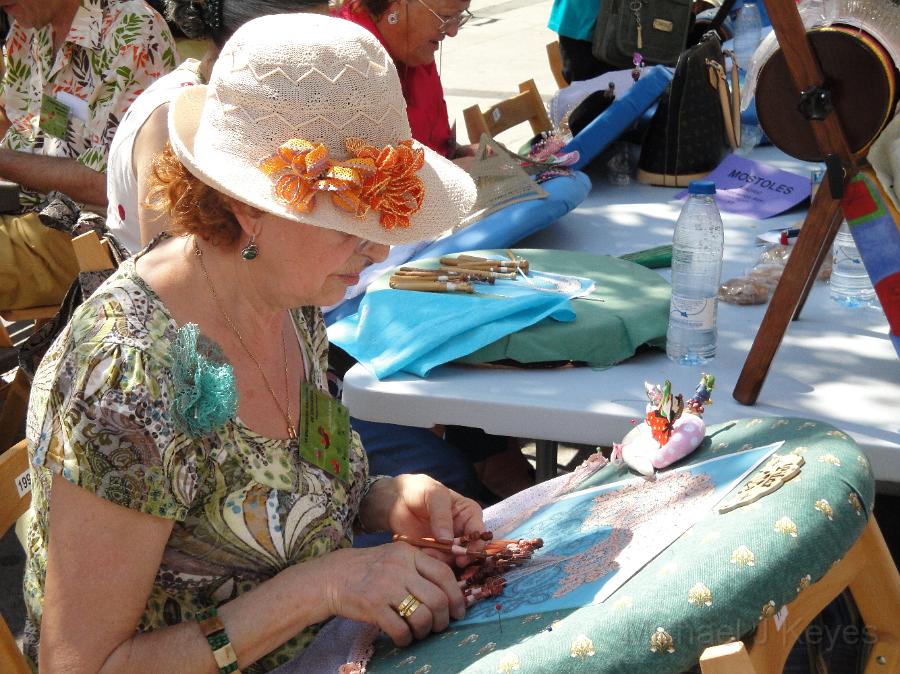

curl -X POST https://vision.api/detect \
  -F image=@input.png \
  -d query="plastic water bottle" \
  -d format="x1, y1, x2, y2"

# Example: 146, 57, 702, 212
733, 1, 762, 73
666, 180, 725, 365
830, 222, 876, 307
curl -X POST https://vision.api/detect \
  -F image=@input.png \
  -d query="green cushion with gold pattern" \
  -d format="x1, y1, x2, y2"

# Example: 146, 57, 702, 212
366, 417, 874, 673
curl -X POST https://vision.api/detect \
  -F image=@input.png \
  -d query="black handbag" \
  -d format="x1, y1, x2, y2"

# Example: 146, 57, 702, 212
636, 31, 741, 187
592, 0, 736, 70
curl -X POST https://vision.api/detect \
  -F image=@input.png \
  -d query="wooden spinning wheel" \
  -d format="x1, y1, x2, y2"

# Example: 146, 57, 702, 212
732, 0, 897, 404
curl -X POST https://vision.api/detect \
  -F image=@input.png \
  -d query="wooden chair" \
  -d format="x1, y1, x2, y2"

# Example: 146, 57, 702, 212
547, 41, 568, 90
699, 517, 900, 673
0, 439, 33, 674
462, 79, 553, 145
0, 230, 115, 452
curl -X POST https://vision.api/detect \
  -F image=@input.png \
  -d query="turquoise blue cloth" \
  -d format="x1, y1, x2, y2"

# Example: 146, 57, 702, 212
564, 65, 673, 170
548, 0, 602, 41
328, 271, 588, 378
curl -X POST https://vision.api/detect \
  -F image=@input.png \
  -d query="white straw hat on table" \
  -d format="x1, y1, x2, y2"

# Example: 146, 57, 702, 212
168, 13, 476, 245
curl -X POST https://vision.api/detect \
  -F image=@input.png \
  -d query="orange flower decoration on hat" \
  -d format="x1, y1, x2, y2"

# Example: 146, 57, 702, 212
260, 137, 425, 230
260, 138, 373, 214
346, 138, 425, 230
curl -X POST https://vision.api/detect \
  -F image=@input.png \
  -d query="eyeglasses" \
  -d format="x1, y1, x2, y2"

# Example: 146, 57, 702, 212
414, 0, 474, 35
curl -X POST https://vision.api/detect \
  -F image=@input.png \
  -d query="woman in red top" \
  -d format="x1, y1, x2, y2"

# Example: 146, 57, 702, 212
336, 0, 475, 160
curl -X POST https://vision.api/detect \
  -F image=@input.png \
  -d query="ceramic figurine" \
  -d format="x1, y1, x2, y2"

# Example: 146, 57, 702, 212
615, 374, 715, 476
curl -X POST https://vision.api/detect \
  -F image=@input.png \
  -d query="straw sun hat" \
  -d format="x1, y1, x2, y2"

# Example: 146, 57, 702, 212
168, 13, 476, 245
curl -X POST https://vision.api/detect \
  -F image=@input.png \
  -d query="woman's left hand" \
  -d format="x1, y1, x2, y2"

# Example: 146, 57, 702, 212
370, 474, 485, 564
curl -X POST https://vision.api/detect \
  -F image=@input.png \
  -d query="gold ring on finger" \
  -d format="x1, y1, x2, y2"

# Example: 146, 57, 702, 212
396, 593, 422, 618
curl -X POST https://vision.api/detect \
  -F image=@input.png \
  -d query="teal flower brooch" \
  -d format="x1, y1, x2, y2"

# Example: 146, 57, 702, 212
170, 323, 237, 437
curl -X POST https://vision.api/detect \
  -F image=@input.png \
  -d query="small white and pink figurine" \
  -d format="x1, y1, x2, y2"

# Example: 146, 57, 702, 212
614, 374, 715, 476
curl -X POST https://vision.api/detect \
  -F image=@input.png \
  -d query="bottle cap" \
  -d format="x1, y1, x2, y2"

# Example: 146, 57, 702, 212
688, 180, 716, 195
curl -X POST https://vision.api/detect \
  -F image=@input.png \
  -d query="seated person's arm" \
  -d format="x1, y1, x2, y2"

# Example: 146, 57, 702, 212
0, 148, 107, 205
40, 471, 479, 673
41, 475, 337, 673
133, 103, 171, 246
0, 107, 10, 139
7, 9, 177, 209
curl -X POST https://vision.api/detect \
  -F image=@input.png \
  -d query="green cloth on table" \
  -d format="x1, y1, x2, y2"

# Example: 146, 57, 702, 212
620, 243, 673, 269
456, 248, 671, 367
366, 417, 874, 673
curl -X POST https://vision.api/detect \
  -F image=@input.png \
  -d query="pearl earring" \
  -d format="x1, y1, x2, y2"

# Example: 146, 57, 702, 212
387, 9, 400, 23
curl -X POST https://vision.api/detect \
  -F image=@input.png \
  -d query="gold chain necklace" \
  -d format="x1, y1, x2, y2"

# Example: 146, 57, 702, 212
193, 238, 297, 440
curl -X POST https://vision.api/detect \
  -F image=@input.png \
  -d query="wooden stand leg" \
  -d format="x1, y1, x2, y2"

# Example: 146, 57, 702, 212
792, 202, 843, 320
733, 0, 861, 405
848, 520, 900, 674
733, 188, 844, 405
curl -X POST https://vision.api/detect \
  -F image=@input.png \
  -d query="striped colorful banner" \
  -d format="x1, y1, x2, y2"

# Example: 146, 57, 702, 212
842, 172, 900, 357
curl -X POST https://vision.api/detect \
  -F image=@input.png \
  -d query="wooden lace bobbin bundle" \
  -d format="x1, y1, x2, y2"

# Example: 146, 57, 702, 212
392, 532, 543, 609
457, 537, 544, 607
440, 254, 530, 275
754, 24, 898, 161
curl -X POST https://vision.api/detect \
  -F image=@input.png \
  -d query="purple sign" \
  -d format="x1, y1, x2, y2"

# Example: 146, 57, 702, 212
677, 154, 811, 219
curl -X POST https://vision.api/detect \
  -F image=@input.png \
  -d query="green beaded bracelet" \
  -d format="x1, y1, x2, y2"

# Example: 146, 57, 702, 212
196, 606, 241, 674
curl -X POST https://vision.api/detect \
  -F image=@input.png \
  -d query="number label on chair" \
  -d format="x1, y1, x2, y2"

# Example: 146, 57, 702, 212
15, 469, 31, 498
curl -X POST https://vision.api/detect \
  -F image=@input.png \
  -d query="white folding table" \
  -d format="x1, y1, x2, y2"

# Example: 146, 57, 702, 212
340, 147, 900, 488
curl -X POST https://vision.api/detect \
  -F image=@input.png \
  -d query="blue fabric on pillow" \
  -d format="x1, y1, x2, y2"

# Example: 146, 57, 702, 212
328, 279, 579, 379
564, 65, 673, 170
324, 171, 591, 325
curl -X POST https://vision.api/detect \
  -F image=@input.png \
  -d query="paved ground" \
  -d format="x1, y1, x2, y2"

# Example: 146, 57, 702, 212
440, 0, 558, 150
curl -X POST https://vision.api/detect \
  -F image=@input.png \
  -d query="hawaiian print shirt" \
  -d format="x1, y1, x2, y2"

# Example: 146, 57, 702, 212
1, 0, 177, 206
23, 257, 370, 673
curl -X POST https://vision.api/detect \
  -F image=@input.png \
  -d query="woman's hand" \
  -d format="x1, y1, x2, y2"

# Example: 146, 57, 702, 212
362, 474, 485, 565
390, 473, 484, 545
453, 142, 478, 158
322, 543, 466, 646
451, 153, 475, 172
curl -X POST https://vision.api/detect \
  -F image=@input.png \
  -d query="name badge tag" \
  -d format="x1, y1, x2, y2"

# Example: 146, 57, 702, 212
39, 94, 70, 139
298, 382, 351, 483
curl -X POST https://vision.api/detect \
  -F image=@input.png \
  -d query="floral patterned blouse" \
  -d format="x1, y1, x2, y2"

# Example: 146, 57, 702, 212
1, 0, 177, 206
23, 257, 371, 673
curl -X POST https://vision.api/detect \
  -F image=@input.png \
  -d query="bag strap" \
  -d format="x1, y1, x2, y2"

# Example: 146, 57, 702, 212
706, 51, 742, 149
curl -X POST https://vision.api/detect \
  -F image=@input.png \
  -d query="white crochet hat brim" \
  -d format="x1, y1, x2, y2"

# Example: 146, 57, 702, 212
167, 14, 476, 245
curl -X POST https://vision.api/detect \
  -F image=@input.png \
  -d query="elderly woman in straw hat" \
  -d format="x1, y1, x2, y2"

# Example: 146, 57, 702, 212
23, 13, 480, 674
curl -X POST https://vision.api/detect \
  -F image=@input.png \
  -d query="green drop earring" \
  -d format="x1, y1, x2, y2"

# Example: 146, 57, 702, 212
241, 235, 259, 260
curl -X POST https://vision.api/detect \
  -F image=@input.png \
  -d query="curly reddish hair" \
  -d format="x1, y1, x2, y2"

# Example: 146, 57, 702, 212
146, 143, 248, 247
